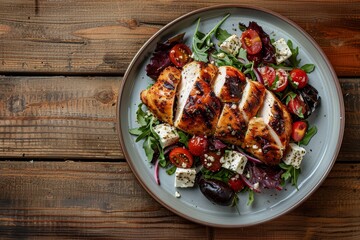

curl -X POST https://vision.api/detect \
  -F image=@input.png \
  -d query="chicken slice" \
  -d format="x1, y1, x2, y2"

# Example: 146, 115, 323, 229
242, 117, 283, 165
213, 66, 246, 102
214, 103, 247, 145
140, 66, 181, 125
243, 90, 292, 165
258, 90, 292, 149
238, 80, 266, 122
174, 61, 221, 135
214, 79, 265, 145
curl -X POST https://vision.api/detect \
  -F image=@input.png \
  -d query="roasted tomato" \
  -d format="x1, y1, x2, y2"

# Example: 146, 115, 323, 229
188, 135, 208, 156
201, 150, 223, 172
169, 147, 193, 168
228, 175, 245, 192
241, 29, 262, 55
289, 68, 309, 89
259, 67, 288, 92
169, 43, 192, 68
287, 94, 309, 119
291, 121, 308, 142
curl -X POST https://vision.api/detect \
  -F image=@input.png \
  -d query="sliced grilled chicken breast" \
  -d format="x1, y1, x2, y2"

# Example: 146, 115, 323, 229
242, 117, 283, 165
174, 61, 221, 135
213, 66, 246, 102
238, 80, 266, 122
214, 79, 266, 145
214, 103, 247, 145
140, 66, 181, 125
242, 90, 292, 165
259, 90, 292, 149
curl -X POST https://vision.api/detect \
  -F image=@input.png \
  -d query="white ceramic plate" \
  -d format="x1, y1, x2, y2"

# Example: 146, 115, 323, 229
117, 5, 345, 227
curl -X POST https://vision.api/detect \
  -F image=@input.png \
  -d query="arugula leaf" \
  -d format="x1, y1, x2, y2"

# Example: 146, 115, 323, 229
211, 50, 244, 69
136, 103, 147, 126
300, 125, 317, 145
178, 130, 190, 147
238, 22, 247, 32
192, 14, 230, 62
285, 91, 297, 105
166, 165, 177, 175
247, 188, 255, 206
279, 162, 301, 190
202, 168, 233, 182
129, 103, 163, 162
270, 75, 279, 90
143, 136, 156, 161
287, 40, 301, 67
301, 64, 315, 73
215, 28, 232, 42
238, 48, 248, 62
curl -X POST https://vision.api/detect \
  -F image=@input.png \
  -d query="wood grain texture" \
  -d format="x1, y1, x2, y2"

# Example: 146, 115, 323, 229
0, 76, 122, 159
0, 76, 359, 161
0, 0, 358, 76
0, 161, 359, 239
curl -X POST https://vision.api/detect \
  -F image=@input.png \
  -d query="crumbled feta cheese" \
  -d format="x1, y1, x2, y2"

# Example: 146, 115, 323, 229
175, 191, 181, 198
272, 38, 292, 64
220, 34, 241, 56
282, 143, 306, 169
175, 168, 196, 188
220, 150, 248, 174
153, 123, 179, 148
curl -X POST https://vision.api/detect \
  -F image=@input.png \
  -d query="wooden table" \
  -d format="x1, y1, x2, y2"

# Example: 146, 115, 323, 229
0, 0, 359, 239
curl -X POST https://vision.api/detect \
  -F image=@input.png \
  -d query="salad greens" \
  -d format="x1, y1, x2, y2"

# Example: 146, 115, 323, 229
132, 13, 321, 209
129, 103, 166, 166
192, 14, 230, 62
279, 162, 301, 190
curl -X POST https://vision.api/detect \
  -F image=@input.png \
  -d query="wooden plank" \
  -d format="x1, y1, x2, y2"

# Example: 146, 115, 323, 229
0, 76, 123, 159
0, 161, 359, 239
0, 76, 359, 161
0, 161, 209, 239
0, 0, 358, 76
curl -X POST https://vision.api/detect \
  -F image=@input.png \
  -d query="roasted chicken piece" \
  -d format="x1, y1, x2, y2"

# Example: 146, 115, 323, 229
214, 103, 247, 145
213, 66, 246, 102
214, 79, 266, 145
140, 66, 181, 125
239, 80, 266, 122
242, 90, 292, 165
242, 117, 284, 165
174, 61, 221, 135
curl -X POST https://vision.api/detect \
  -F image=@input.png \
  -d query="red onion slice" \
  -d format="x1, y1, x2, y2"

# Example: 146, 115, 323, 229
253, 67, 264, 84
154, 158, 160, 185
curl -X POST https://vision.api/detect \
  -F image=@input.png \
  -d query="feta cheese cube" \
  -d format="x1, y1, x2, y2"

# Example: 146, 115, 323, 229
153, 123, 179, 148
220, 150, 248, 174
272, 38, 292, 64
220, 34, 241, 56
175, 168, 196, 188
282, 143, 306, 169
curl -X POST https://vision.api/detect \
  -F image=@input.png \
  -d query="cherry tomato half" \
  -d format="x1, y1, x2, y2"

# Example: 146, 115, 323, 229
169, 43, 192, 68
258, 66, 275, 86
241, 29, 262, 55
228, 175, 245, 192
201, 151, 223, 172
169, 147, 193, 168
287, 94, 308, 118
188, 135, 208, 156
259, 67, 288, 92
289, 68, 309, 89
291, 121, 308, 142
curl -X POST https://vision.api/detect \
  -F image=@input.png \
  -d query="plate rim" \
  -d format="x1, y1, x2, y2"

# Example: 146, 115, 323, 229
116, 4, 345, 227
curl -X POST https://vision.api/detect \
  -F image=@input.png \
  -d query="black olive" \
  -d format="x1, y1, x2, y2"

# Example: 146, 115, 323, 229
198, 178, 235, 206
299, 84, 321, 114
